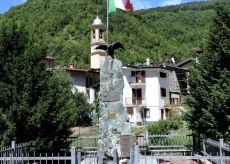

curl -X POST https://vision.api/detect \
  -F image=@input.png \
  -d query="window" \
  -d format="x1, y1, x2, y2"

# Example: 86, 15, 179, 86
126, 107, 133, 115
131, 71, 145, 83
99, 29, 103, 39
161, 109, 164, 119
93, 30, 95, 39
86, 77, 89, 87
132, 88, 142, 105
161, 88, 166, 97
131, 71, 135, 77
160, 72, 167, 78
170, 92, 180, 105
86, 75, 93, 87
143, 108, 150, 118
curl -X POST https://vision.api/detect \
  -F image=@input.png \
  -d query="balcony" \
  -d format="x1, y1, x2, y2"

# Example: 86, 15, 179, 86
129, 76, 146, 86
125, 97, 147, 107
164, 99, 182, 109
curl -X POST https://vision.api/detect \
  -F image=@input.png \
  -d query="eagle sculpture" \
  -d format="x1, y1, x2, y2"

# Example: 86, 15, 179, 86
95, 42, 125, 58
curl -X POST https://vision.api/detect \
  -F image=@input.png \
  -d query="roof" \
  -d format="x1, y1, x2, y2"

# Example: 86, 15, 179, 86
176, 58, 195, 69
92, 16, 103, 26
65, 67, 100, 73
91, 16, 106, 30
123, 63, 187, 72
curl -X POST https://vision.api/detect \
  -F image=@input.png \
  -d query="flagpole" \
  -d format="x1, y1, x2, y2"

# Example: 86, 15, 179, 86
106, 0, 109, 44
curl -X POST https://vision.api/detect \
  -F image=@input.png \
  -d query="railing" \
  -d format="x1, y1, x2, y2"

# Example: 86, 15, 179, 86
130, 75, 146, 84
147, 134, 193, 155
0, 147, 74, 164
139, 154, 230, 164
2, 136, 230, 164
0, 141, 28, 158
204, 138, 230, 156
125, 97, 147, 106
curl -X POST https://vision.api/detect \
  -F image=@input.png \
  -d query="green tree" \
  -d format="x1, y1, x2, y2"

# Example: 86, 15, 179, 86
0, 20, 76, 152
184, 4, 230, 141
72, 89, 93, 126
0, 0, 219, 67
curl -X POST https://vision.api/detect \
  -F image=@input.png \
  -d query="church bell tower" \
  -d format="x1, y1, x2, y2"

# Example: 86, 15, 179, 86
90, 16, 107, 69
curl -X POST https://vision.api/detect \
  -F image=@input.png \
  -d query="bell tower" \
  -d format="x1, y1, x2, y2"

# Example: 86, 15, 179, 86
90, 16, 107, 69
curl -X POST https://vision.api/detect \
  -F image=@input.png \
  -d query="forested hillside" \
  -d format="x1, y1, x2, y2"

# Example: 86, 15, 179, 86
0, 0, 226, 67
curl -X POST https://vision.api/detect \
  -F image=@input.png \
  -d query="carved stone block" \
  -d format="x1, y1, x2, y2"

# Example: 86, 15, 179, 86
120, 135, 134, 158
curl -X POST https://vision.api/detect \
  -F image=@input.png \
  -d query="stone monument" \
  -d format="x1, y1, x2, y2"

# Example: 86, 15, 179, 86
96, 42, 133, 160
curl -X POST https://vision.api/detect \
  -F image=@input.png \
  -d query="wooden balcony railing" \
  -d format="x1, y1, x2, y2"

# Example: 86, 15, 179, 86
130, 75, 145, 84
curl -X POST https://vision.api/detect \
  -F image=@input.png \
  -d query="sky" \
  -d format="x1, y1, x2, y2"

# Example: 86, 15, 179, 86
0, 0, 208, 14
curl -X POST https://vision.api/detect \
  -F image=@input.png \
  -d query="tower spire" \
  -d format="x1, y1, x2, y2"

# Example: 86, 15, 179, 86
90, 13, 106, 69
96, 8, 99, 18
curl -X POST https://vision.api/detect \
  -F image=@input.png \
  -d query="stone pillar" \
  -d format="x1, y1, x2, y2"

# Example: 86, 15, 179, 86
98, 56, 131, 158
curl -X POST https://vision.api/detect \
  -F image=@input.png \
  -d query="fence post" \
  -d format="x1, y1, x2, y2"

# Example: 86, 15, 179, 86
113, 149, 118, 164
71, 147, 76, 164
130, 148, 134, 164
11, 140, 16, 149
219, 139, 224, 164
97, 150, 104, 164
77, 151, 81, 164
134, 146, 139, 164
145, 130, 149, 146
202, 140, 206, 155
11, 140, 16, 164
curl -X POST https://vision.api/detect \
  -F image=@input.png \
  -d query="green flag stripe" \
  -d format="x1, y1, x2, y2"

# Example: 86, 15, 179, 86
109, 0, 116, 13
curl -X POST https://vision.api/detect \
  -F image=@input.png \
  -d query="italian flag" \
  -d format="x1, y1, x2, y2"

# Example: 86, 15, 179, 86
109, 0, 133, 13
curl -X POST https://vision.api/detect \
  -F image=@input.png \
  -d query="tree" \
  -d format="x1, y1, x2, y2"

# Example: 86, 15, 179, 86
0, 20, 76, 152
184, 4, 230, 141
72, 89, 93, 126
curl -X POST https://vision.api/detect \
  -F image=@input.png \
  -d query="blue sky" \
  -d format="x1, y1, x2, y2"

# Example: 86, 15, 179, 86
133, 0, 208, 10
0, 0, 208, 14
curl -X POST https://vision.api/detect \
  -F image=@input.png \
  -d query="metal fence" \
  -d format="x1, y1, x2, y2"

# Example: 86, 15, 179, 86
136, 132, 193, 155
1, 135, 230, 164
0, 149, 74, 164
0, 141, 28, 159
139, 154, 230, 164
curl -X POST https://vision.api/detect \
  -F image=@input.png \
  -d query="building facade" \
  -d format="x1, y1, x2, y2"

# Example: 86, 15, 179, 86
122, 62, 182, 125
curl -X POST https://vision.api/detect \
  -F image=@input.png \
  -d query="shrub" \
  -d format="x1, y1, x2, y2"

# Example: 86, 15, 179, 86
147, 112, 181, 135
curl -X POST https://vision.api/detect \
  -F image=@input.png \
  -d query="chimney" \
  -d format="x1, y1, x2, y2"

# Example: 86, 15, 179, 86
70, 64, 74, 68
171, 57, 175, 64
146, 58, 150, 65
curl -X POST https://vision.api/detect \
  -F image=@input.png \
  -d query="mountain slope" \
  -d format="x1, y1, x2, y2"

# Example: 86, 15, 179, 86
0, 0, 223, 67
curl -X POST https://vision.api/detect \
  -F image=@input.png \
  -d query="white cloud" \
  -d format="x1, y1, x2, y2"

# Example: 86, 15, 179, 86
161, 0, 182, 6
133, 0, 146, 10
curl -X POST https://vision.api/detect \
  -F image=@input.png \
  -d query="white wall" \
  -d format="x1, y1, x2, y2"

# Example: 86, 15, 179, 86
144, 70, 162, 122
158, 70, 170, 107
145, 70, 160, 107
122, 68, 133, 105
122, 67, 173, 124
